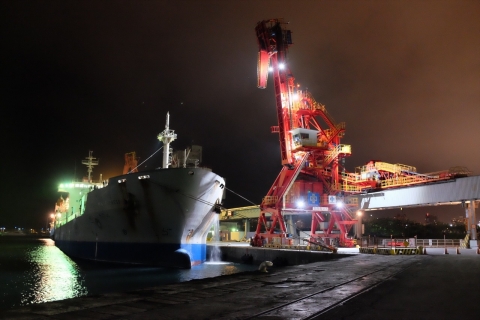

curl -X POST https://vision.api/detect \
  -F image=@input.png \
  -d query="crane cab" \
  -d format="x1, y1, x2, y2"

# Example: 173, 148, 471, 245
291, 128, 319, 149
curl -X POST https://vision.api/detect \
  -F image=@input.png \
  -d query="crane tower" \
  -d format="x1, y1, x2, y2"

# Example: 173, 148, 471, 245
253, 19, 356, 248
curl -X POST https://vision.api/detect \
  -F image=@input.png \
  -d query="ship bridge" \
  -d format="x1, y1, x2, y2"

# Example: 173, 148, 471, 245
348, 175, 480, 247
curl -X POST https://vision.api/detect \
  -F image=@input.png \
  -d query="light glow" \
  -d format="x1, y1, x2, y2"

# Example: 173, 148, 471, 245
296, 199, 305, 208
59, 183, 91, 189
204, 261, 231, 265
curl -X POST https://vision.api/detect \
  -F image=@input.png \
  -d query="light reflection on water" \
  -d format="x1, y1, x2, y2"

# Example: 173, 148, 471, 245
204, 261, 231, 265
0, 236, 257, 311
23, 238, 88, 305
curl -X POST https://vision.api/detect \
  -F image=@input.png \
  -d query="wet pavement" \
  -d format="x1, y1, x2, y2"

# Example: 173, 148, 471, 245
316, 251, 480, 320
1, 249, 479, 319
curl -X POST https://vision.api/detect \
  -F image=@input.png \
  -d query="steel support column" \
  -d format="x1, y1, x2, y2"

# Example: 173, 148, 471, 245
356, 214, 362, 239
245, 219, 250, 237
286, 215, 294, 237
468, 200, 477, 248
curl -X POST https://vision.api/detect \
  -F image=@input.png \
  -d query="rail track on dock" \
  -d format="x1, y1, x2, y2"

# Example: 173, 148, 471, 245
242, 256, 418, 320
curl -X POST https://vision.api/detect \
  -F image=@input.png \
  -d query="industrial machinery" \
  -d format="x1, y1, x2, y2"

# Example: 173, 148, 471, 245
123, 152, 139, 174
252, 19, 468, 249
253, 19, 354, 249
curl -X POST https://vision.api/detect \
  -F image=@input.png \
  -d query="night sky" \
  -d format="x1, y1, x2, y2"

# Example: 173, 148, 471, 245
1, 0, 479, 229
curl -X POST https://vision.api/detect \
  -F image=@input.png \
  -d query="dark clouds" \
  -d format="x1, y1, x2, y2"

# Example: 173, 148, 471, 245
1, 0, 479, 227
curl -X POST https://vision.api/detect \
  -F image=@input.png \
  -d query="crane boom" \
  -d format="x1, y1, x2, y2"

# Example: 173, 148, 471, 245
256, 19, 295, 166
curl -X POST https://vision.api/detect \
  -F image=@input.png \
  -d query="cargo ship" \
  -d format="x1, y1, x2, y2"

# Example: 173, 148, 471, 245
51, 113, 225, 268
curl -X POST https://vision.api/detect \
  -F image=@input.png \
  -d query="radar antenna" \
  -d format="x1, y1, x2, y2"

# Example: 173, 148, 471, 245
157, 112, 177, 168
81, 150, 99, 183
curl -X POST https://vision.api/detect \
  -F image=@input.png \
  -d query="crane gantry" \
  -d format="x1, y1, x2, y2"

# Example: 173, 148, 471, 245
251, 19, 467, 249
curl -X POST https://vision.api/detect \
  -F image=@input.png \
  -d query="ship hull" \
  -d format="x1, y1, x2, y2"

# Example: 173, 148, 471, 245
53, 167, 225, 268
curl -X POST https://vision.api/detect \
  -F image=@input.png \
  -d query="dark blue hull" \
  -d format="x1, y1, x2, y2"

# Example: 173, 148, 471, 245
55, 239, 207, 268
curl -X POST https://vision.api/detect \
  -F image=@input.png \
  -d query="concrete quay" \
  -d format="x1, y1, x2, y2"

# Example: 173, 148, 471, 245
207, 242, 357, 266
1, 248, 479, 320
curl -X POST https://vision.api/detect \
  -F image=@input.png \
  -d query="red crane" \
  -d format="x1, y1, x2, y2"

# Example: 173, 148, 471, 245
251, 19, 471, 248
252, 19, 356, 248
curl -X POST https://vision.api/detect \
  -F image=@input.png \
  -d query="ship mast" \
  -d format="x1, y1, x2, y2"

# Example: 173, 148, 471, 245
81, 150, 99, 183
157, 112, 177, 169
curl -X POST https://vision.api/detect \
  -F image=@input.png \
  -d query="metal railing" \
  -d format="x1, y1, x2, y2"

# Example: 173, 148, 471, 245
358, 237, 465, 248
415, 239, 464, 248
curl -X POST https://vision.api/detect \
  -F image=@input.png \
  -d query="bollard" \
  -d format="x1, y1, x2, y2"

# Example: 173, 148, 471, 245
456, 247, 460, 255
444, 247, 448, 255
423, 247, 427, 255
477, 248, 480, 255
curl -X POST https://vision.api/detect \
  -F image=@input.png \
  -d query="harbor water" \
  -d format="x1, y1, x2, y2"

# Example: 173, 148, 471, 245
0, 235, 257, 311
